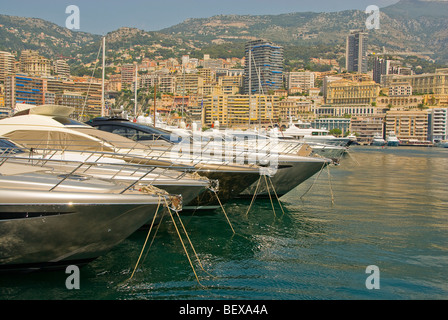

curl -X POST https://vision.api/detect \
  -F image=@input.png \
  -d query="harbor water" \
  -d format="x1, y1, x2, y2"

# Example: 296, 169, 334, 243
1, 146, 447, 300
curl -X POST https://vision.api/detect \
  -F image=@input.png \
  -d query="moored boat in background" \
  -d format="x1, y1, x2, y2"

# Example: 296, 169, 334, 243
371, 133, 386, 147
386, 132, 400, 147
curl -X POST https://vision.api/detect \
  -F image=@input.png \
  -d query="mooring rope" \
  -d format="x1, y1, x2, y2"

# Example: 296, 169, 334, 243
172, 207, 217, 279
264, 175, 277, 218
245, 175, 262, 216
327, 164, 335, 206
163, 197, 204, 287
300, 162, 326, 201
346, 149, 360, 166
213, 190, 235, 234
268, 176, 285, 217
141, 210, 167, 265
128, 195, 162, 281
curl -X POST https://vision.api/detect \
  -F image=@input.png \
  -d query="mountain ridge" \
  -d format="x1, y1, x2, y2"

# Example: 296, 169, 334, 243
0, 0, 447, 64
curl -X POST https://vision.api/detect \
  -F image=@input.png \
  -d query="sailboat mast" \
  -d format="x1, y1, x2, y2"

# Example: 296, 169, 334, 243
134, 66, 138, 117
101, 36, 106, 117
153, 82, 157, 127
249, 48, 252, 95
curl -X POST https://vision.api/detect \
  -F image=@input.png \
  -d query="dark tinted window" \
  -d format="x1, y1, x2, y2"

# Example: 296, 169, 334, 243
0, 138, 25, 154
97, 123, 176, 142
53, 117, 88, 126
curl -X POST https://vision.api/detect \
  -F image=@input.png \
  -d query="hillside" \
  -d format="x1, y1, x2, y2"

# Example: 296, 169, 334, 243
0, 0, 447, 66
0, 14, 100, 58
161, 0, 448, 63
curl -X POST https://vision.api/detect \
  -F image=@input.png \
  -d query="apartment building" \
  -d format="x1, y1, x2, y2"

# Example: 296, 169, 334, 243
346, 30, 368, 73
106, 74, 122, 92
385, 110, 429, 142
350, 115, 385, 145
72, 78, 102, 116
53, 60, 71, 78
56, 91, 85, 118
244, 40, 284, 95
285, 71, 315, 91
121, 63, 136, 85
0, 51, 15, 82
218, 75, 242, 95
175, 73, 204, 96
44, 92, 56, 105
0, 96, 8, 118
279, 98, 314, 121
0, 83, 9, 118
19, 50, 51, 77
322, 75, 343, 99
200, 57, 223, 70
325, 79, 380, 105
198, 68, 214, 84
389, 82, 412, 97
202, 94, 279, 128
373, 57, 390, 84
139, 74, 158, 89
4, 74, 47, 109
428, 108, 448, 143
388, 68, 448, 95
158, 75, 176, 94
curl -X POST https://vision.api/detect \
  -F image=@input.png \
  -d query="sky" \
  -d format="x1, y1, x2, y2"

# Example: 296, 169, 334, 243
0, 0, 400, 35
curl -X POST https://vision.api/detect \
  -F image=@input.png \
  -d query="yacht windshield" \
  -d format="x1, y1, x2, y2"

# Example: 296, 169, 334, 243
73, 127, 151, 150
52, 117, 90, 127
0, 138, 26, 154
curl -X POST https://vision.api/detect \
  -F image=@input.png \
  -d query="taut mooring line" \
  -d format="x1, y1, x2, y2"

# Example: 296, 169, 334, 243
213, 190, 235, 234
327, 164, 335, 206
264, 175, 277, 218
268, 176, 285, 217
164, 197, 204, 287
128, 196, 162, 281
245, 175, 261, 216
173, 206, 218, 279
300, 162, 326, 201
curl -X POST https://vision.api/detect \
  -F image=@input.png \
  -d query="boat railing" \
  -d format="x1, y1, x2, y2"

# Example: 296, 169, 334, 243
189, 139, 279, 166
0, 147, 205, 191
0, 148, 184, 211
3, 136, 179, 164
4, 136, 260, 171
186, 135, 305, 161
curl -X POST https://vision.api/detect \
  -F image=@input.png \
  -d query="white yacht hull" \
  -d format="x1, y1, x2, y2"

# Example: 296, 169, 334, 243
0, 189, 161, 271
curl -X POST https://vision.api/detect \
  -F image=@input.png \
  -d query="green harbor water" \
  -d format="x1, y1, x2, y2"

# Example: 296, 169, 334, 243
1, 146, 447, 300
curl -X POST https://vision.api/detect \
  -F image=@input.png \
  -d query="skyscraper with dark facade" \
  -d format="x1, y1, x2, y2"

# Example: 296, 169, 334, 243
346, 30, 368, 74
373, 56, 390, 83
244, 40, 284, 95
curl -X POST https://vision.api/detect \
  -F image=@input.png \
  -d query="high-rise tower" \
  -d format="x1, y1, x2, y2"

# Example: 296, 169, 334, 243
346, 30, 368, 73
244, 40, 284, 95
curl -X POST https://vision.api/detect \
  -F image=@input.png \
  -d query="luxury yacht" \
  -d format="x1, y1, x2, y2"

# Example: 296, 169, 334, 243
282, 121, 351, 147
0, 135, 210, 211
371, 133, 386, 146
0, 158, 174, 272
434, 141, 448, 148
0, 105, 260, 211
86, 117, 331, 199
386, 132, 400, 147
